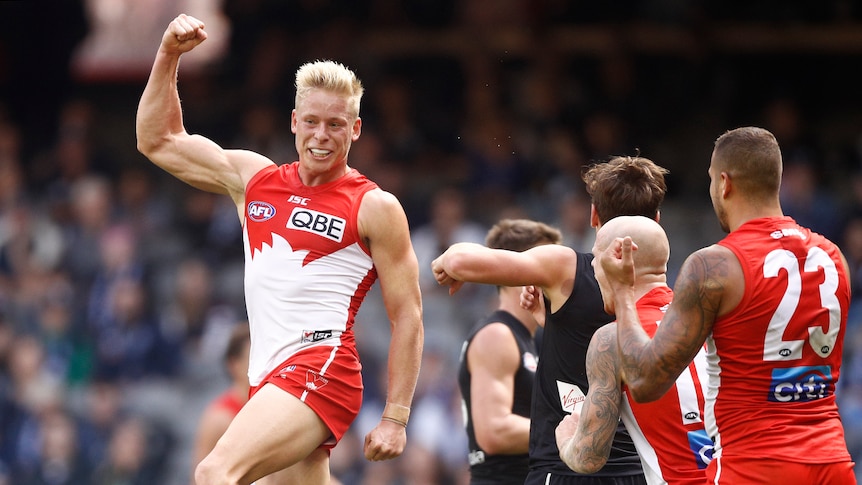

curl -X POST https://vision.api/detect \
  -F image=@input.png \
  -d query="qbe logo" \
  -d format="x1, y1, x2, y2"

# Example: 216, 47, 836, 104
768, 365, 833, 402
287, 207, 345, 242
247, 201, 276, 222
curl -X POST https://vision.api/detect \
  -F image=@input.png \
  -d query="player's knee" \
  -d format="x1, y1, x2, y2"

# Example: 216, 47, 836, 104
195, 455, 238, 485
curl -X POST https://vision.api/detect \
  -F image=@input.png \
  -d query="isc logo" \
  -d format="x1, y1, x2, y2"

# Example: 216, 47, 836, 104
288, 195, 310, 205
247, 201, 276, 222
288, 207, 345, 242
768, 365, 833, 402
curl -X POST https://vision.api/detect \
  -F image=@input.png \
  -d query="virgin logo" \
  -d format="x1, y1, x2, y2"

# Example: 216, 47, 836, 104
556, 381, 585, 414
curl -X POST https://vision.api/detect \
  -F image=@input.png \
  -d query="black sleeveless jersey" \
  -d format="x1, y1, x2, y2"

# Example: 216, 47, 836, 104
458, 310, 537, 484
529, 251, 643, 477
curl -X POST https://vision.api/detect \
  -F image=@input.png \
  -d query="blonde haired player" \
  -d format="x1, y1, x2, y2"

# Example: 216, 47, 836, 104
137, 14, 423, 485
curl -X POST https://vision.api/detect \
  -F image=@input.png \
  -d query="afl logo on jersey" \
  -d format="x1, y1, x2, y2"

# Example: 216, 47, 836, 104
248, 201, 276, 222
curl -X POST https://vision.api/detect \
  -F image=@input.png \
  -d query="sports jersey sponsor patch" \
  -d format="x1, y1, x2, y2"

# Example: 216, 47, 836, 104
768, 365, 833, 402
287, 207, 345, 242
523, 352, 538, 372
247, 201, 276, 221
556, 380, 585, 414
301, 330, 339, 343
687, 429, 713, 469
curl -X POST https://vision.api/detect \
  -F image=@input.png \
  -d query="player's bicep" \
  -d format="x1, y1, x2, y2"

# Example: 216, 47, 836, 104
360, 190, 420, 321
658, 247, 726, 365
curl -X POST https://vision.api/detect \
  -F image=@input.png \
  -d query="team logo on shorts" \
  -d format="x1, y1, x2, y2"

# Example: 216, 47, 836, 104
277, 365, 297, 378
306, 370, 329, 391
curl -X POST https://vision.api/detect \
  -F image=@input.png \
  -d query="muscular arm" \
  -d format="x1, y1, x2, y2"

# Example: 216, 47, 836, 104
608, 240, 728, 402
556, 324, 622, 473
431, 243, 576, 312
468, 323, 530, 454
359, 189, 423, 460
135, 14, 271, 214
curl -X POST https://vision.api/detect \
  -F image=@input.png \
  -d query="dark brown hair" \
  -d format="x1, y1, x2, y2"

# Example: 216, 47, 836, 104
582, 156, 668, 225
485, 219, 563, 252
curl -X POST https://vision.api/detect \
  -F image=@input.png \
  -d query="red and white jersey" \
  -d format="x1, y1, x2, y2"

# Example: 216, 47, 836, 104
242, 163, 378, 386
708, 216, 851, 464
620, 286, 713, 485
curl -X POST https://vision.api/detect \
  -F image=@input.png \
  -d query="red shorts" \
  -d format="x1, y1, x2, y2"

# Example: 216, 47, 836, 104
709, 457, 856, 484
250, 345, 363, 449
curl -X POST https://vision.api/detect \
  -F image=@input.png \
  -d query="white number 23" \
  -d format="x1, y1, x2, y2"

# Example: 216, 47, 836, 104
762, 247, 842, 361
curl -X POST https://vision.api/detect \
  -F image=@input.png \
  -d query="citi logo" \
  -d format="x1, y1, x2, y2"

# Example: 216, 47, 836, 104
768, 365, 833, 402
248, 201, 276, 222
687, 430, 713, 468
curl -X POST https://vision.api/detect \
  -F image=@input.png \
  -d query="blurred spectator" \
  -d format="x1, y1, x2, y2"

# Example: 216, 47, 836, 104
90, 416, 170, 485
157, 256, 240, 381
410, 186, 493, 356
89, 277, 177, 382
13, 409, 90, 485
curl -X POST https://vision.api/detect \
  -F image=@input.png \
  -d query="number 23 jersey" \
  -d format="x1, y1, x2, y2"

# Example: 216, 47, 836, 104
710, 216, 851, 463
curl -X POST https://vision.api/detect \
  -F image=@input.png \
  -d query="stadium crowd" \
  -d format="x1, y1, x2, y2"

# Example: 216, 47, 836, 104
2, 1, 862, 483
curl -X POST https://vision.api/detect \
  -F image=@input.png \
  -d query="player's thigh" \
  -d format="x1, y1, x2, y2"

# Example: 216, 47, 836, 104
255, 447, 331, 485
212, 383, 331, 478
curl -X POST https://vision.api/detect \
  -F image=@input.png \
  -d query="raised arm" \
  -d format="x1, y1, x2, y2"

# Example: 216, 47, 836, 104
555, 324, 622, 473
135, 14, 271, 209
431, 243, 576, 312
601, 238, 727, 402
358, 189, 424, 461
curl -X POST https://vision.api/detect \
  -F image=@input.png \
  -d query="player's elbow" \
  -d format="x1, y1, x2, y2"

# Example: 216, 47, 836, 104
627, 380, 669, 403
135, 131, 166, 159
572, 460, 606, 475
561, 453, 607, 474
475, 433, 508, 455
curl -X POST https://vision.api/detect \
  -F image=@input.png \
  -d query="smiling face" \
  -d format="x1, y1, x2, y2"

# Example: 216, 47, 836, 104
291, 88, 362, 183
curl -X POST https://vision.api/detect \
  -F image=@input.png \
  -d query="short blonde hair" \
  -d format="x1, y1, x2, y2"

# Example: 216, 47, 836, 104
294, 60, 364, 119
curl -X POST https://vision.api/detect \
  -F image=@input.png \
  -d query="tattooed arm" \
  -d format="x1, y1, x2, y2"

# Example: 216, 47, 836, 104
603, 239, 740, 402
555, 324, 622, 473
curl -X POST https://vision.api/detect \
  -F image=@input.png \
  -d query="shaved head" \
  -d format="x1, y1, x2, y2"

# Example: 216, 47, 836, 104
595, 216, 669, 276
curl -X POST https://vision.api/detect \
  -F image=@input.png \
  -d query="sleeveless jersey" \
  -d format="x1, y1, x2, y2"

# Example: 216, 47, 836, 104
458, 310, 538, 484
530, 251, 642, 477
708, 217, 851, 465
619, 286, 713, 485
242, 163, 378, 386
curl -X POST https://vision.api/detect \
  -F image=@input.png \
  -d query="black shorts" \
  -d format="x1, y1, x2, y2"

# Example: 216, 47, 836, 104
524, 471, 647, 485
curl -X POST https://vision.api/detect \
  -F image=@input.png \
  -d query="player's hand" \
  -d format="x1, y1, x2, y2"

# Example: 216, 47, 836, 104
363, 420, 407, 461
431, 256, 465, 295
161, 14, 207, 55
555, 413, 580, 452
520, 285, 545, 326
